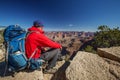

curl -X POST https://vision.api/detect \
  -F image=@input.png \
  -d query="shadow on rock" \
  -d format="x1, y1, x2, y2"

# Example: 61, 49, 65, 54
51, 61, 70, 80
0, 61, 8, 77
61, 47, 70, 56
0, 61, 16, 77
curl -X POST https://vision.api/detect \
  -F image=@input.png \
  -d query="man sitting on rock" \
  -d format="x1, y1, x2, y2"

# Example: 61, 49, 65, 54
25, 20, 62, 74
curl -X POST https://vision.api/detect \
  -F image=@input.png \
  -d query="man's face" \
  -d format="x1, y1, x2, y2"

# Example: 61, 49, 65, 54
38, 26, 44, 30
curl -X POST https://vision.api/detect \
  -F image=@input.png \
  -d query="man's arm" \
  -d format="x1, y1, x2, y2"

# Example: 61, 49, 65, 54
37, 34, 62, 48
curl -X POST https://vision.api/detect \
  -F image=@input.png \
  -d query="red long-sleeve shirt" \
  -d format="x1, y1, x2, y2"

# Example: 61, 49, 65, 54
25, 26, 61, 59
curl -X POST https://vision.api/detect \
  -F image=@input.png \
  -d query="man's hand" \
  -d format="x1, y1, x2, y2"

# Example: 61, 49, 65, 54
60, 46, 62, 51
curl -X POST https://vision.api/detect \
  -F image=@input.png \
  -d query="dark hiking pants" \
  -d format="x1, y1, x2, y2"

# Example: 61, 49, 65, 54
40, 48, 61, 69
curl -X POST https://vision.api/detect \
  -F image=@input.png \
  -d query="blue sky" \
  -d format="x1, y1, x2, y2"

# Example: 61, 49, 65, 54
0, 0, 120, 31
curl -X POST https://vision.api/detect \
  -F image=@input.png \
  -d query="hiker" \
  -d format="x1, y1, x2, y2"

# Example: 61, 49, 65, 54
25, 20, 62, 73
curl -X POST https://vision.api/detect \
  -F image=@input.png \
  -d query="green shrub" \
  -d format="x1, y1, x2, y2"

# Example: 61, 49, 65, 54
82, 25, 120, 53
93, 25, 120, 48
84, 45, 96, 53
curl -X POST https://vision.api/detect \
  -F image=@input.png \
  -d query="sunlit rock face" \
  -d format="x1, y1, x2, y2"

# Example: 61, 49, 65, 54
66, 51, 119, 80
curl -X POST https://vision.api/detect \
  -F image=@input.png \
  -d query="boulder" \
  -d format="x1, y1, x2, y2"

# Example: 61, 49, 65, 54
65, 51, 116, 80
97, 47, 120, 62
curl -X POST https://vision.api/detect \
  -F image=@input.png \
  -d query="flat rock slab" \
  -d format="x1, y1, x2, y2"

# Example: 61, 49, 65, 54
0, 62, 44, 80
0, 70, 44, 80
97, 47, 120, 62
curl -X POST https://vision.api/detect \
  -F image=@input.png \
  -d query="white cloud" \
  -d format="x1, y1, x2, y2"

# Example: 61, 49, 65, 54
68, 24, 74, 27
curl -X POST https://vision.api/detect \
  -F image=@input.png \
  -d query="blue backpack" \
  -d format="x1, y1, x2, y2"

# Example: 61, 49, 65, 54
3, 25, 43, 76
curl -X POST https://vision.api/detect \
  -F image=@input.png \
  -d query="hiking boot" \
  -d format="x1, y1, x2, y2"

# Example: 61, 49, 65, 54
57, 57, 63, 61
43, 67, 57, 74
57, 55, 66, 61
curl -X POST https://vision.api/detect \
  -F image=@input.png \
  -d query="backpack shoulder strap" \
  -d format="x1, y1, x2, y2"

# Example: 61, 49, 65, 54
28, 48, 38, 61
25, 31, 40, 60
27, 48, 38, 69
26, 31, 40, 60
26, 31, 40, 38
